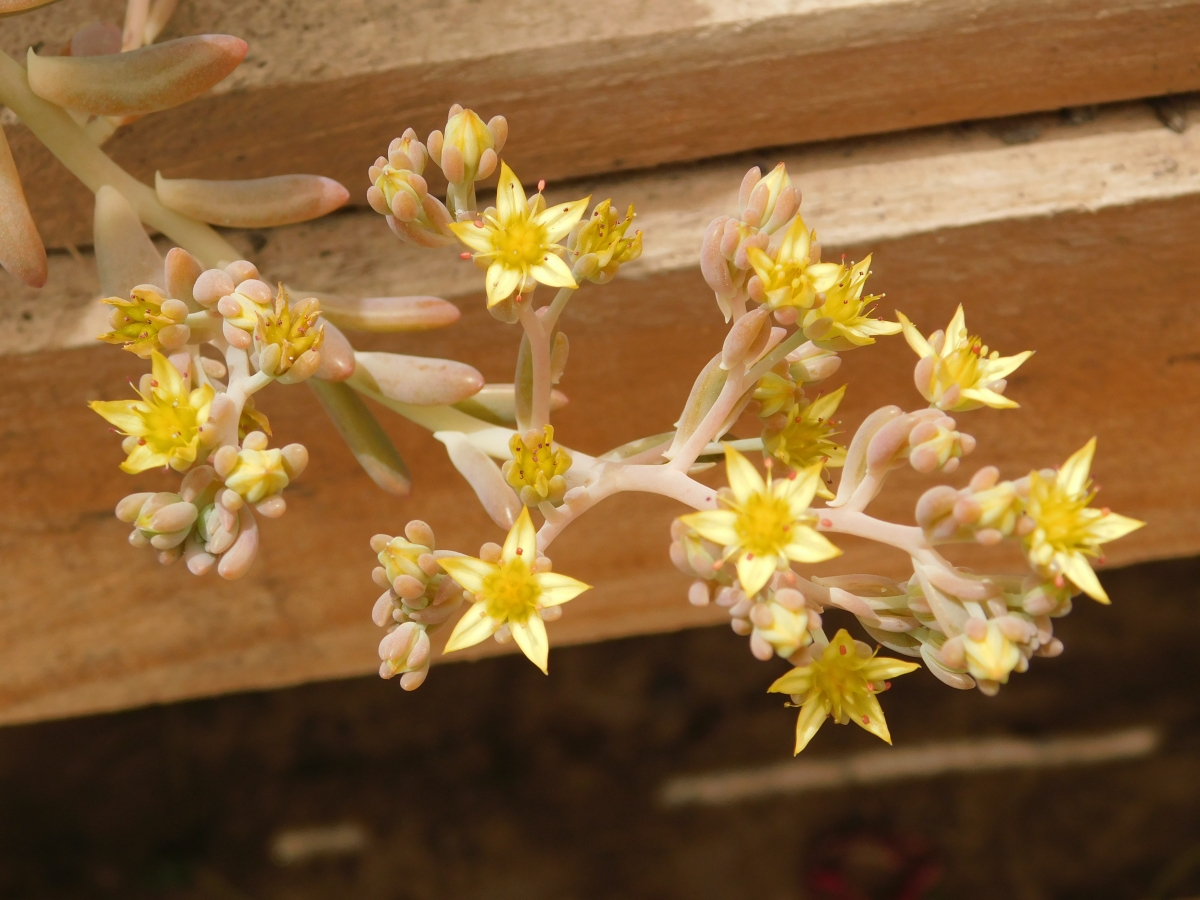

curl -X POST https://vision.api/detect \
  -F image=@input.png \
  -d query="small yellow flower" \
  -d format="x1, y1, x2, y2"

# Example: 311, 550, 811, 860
98, 286, 187, 358
224, 448, 289, 503
569, 199, 642, 283
439, 508, 590, 673
442, 107, 495, 185
961, 620, 1021, 683
679, 446, 841, 597
449, 163, 589, 307
768, 628, 920, 754
1023, 438, 1143, 603
753, 599, 810, 658
746, 215, 842, 311
752, 368, 798, 418
801, 255, 902, 351
898, 306, 1032, 411
254, 287, 324, 377
762, 386, 848, 498
502, 425, 572, 506
379, 534, 431, 586
89, 351, 214, 474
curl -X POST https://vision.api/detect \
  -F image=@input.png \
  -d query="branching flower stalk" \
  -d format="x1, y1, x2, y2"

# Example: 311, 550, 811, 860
0, 2, 1143, 752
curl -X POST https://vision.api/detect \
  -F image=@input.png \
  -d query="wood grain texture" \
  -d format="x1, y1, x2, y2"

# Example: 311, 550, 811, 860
2, 182, 1199, 725
3, 0, 1200, 247
4, 99, 1199, 354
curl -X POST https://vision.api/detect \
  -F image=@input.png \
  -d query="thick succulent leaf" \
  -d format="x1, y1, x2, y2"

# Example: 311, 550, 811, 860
452, 383, 568, 427
94, 185, 162, 296
308, 379, 410, 495
352, 351, 483, 406
0, 0, 62, 18
155, 172, 348, 228
27, 35, 246, 116
319, 295, 460, 333
0, 126, 45, 287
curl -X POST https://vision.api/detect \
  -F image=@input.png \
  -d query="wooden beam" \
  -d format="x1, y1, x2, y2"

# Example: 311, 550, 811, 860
4, 0, 1200, 247
1, 101, 1199, 725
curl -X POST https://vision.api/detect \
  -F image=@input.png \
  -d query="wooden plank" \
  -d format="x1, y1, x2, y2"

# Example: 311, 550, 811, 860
4, 98, 1198, 352
4, 0, 1200, 247
1, 102, 1199, 725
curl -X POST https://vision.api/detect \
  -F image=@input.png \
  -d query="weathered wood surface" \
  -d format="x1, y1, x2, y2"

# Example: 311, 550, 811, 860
4, 0, 1200, 247
4, 99, 1199, 354
2, 97, 1199, 725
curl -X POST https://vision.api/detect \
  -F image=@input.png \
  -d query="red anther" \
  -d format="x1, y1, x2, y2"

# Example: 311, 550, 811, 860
764, 457, 774, 469
1054, 574, 1065, 588
515, 294, 523, 303
460, 252, 472, 260
884, 681, 892, 690
515, 547, 523, 555
862, 715, 870, 724
138, 438, 147, 445
746, 553, 755, 560
149, 380, 159, 387
820, 518, 833, 528
538, 179, 546, 192
1101, 507, 1111, 515
839, 645, 847, 655
712, 560, 724, 570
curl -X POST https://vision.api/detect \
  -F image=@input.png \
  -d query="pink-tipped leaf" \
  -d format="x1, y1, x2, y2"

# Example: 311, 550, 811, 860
155, 172, 349, 228
0, 126, 46, 287
94, 185, 162, 296
27, 35, 247, 116
319, 295, 460, 332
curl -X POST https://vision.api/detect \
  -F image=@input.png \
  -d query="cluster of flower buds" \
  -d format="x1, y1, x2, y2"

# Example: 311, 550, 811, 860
367, 127, 456, 248
98, 285, 191, 357
701, 164, 799, 319
370, 520, 466, 689
502, 425, 573, 507
113, 434, 305, 578
916, 465, 1031, 546
565, 199, 643, 283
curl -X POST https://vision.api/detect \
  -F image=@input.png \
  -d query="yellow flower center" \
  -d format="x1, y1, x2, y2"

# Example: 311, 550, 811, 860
141, 395, 202, 455
481, 557, 541, 623
492, 216, 550, 269
765, 407, 838, 469
734, 491, 794, 558
1028, 474, 1096, 554
940, 337, 985, 387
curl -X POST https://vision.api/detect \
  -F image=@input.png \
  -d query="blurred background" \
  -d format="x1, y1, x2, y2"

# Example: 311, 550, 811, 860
3, 1, 1200, 898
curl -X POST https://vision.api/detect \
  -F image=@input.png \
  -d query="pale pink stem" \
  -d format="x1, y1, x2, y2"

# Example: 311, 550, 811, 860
517, 298, 552, 431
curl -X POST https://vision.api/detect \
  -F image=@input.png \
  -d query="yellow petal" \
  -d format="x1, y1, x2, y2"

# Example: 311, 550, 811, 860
528, 253, 578, 289
944, 304, 968, 349
1088, 511, 1144, 543
1059, 550, 1109, 603
794, 693, 833, 754
503, 506, 538, 561
804, 384, 846, 423
723, 445, 765, 501
897, 311, 933, 358
89, 399, 149, 434
1058, 437, 1096, 496
678, 509, 739, 546
510, 615, 550, 673
982, 349, 1033, 381
735, 551, 778, 598
443, 601, 499, 654
149, 350, 184, 398
845, 691, 891, 744
960, 386, 1019, 409
448, 220, 496, 253
746, 245, 774, 281
782, 528, 840, 564
808, 262, 843, 292
535, 571, 591, 607
536, 196, 590, 242
438, 555, 496, 595
768, 667, 814, 694
779, 463, 823, 514
777, 215, 810, 263
862, 657, 921, 681
120, 441, 168, 474
494, 162, 527, 222
485, 263, 522, 306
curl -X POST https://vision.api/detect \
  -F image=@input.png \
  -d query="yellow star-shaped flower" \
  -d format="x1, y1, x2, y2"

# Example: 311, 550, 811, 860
678, 446, 841, 597
762, 385, 848, 498
438, 507, 590, 672
800, 254, 902, 351
1023, 438, 1143, 603
89, 351, 214, 474
768, 628, 919, 754
449, 163, 590, 307
897, 305, 1032, 411
746, 215, 843, 311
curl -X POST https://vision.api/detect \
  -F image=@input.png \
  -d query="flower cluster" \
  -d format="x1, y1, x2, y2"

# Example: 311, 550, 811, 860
1, 0, 1142, 765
